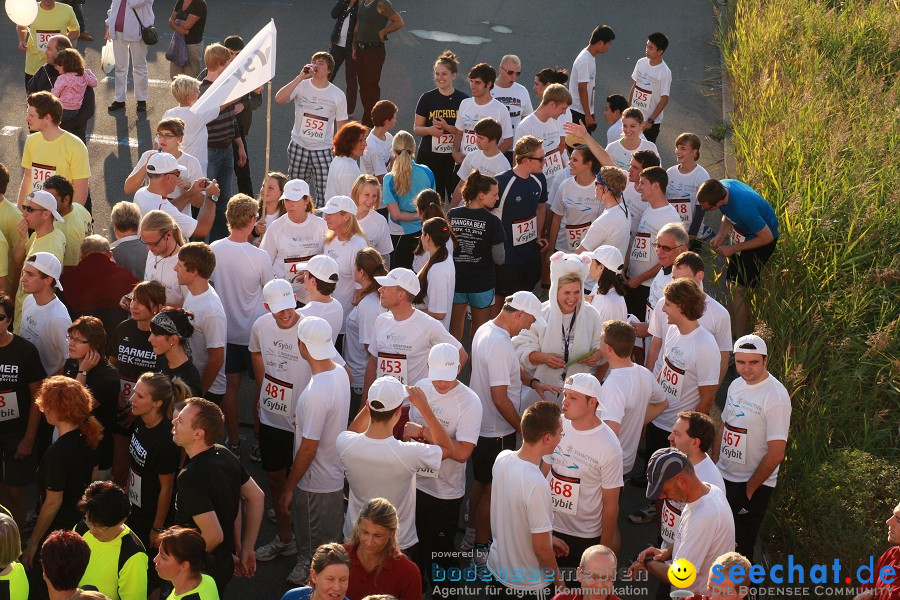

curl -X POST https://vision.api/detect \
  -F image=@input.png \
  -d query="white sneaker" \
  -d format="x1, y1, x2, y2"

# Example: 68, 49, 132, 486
286, 560, 308, 585
255, 535, 298, 561
266, 508, 277, 524
460, 527, 475, 551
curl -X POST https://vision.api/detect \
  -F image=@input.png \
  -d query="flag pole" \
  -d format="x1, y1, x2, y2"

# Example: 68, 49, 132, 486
265, 80, 272, 179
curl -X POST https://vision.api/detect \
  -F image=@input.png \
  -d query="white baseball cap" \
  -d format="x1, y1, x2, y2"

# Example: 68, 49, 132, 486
586, 245, 625, 274
27, 190, 64, 222
297, 316, 336, 360
564, 373, 603, 408
733, 334, 768, 356
263, 278, 296, 313
281, 179, 311, 201
428, 343, 460, 382
368, 376, 406, 412
27, 252, 63, 290
375, 268, 421, 296
507, 291, 547, 327
321, 195, 357, 215
146, 152, 186, 175
297, 254, 339, 283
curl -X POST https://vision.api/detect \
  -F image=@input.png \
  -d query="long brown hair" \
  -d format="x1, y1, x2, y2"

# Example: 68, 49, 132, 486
413, 217, 452, 305
137, 372, 192, 420
350, 498, 401, 575
36, 376, 103, 449
257, 171, 288, 220
353, 247, 387, 306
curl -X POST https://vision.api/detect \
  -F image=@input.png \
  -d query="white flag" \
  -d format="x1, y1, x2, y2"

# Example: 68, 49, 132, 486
191, 20, 277, 115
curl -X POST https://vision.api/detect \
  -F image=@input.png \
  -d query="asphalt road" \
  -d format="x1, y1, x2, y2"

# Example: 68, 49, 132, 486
0, 1, 725, 598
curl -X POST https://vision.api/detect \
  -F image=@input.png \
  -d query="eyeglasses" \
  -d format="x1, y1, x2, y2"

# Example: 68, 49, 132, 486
22, 205, 47, 213
504, 69, 521, 76
140, 232, 168, 249
66, 335, 89, 344
653, 242, 678, 252
524, 155, 546, 163
155, 133, 179, 140
84, 518, 112, 533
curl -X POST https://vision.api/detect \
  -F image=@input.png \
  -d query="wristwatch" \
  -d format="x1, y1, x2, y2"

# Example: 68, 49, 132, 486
78, 370, 88, 376
208, 194, 218, 203
647, 117, 656, 124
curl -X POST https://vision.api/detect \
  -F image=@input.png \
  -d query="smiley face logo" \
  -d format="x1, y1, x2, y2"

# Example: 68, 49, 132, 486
668, 558, 697, 588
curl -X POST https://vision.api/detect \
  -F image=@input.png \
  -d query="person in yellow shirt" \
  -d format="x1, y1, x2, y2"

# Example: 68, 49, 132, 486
12, 190, 66, 333
0, 514, 28, 600
19, 92, 91, 208
17, 0, 79, 84
43, 175, 92, 268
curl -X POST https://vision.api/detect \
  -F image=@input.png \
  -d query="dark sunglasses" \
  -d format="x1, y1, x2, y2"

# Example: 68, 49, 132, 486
505, 69, 521, 76
22, 205, 47, 213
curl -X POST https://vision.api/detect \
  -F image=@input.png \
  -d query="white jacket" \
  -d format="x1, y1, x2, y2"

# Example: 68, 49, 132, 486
106, 0, 155, 43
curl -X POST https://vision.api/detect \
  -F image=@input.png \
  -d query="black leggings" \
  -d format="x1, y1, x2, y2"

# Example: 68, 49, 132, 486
391, 232, 421, 271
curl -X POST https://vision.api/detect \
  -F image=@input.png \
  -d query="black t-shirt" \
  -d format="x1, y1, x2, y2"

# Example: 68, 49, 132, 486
448, 206, 505, 293
64, 358, 119, 469
0, 334, 47, 435
158, 356, 202, 397
38, 429, 98, 532
175, 445, 249, 560
127, 417, 180, 541
110, 319, 159, 401
494, 169, 548, 265
173, 0, 207, 44
415, 88, 469, 165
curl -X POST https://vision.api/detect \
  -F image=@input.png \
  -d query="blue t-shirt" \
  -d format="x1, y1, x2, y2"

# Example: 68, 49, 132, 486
720, 179, 778, 240
282, 587, 349, 600
383, 162, 436, 234
494, 169, 548, 265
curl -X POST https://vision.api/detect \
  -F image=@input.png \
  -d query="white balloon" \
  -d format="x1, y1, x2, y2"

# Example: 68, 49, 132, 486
5, 0, 38, 26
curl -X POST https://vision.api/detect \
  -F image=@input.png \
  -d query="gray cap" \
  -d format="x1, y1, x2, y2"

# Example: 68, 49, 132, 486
646, 447, 689, 500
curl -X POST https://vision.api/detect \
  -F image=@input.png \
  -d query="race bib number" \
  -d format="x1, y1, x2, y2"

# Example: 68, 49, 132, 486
732, 227, 746, 256
632, 85, 652, 112
431, 133, 454, 154
284, 255, 315, 288
0, 391, 20, 422
377, 352, 408, 384
658, 356, 685, 400
416, 466, 439, 478
549, 469, 580, 516
35, 30, 56, 51
31, 163, 56, 192
260, 374, 293, 419
461, 130, 478, 155
720, 422, 748, 465
128, 468, 142, 508
119, 377, 137, 408
512, 216, 538, 246
566, 222, 591, 250
300, 113, 328, 143
542, 150, 565, 178
669, 200, 691, 225
630, 232, 651, 263
660, 500, 682, 546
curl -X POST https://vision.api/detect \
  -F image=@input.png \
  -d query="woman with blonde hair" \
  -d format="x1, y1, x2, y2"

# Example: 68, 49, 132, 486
251, 171, 288, 244
382, 131, 435, 270
22, 376, 103, 569
140, 210, 187, 306
351, 175, 392, 261
343, 498, 421, 600
322, 195, 369, 328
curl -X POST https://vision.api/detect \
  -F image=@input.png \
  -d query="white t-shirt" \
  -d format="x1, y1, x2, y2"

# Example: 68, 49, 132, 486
411, 238, 453, 274
491, 81, 534, 129
130, 150, 204, 215
550, 177, 602, 252
568, 47, 596, 115
20, 296, 70, 376
601, 364, 667, 474
417, 257, 455, 330
486, 450, 554, 591
649, 294, 732, 375
515, 113, 567, 181
623, 184, 645, 236
660, 455, 727, 549
294, 366, 351, 493
133, 187, 198, 238
653, 325, 722, 431
209, 239, 274, 345
297, 300, 344, 344
162, 104, 220, 175
259, 213, 328, 304
717, 374, 791, 487
342, 292, 386, 388
579, 201, 631, 259
544, 419, 623, 538
289, 79, 349, 150
249, 312, 306, 432
470, 321, 521, 437
357, 210, 393, 258
457, 150, 511, 181
626, 204, 680, 287
324, 155, 361, 202
323, 234, 367, 330
631, 58, 672, 123
182, 287, 227, 395
455, 98, 513, 156
672, 484, 736, 595
605, 138, 659, 172
337, 431, 442, 549
144, 252, 188, 306
359, 131, 393, 177
646, 268, 673, 322
589, 289, 627, 325
606, 119, 623, 145
368, 309, 461, 386
666, 163, 710, 228
409, 379, 482, 500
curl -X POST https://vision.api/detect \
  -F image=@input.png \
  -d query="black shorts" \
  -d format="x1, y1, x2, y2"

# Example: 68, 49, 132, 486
496, 261, 541, 297
204, 391, 224, 405
225, 343, 254, 376
0, 432, 37, 486
472, 432, 517, 484
727, 239, 777, 288
259, 423, 294, 473
624, 284, 651, 320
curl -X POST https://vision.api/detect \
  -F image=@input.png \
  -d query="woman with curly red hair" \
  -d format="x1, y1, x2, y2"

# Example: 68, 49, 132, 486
326, 121, 370, 200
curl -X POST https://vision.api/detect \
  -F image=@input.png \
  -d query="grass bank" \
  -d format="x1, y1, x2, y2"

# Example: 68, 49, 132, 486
719, 0, 900, 566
